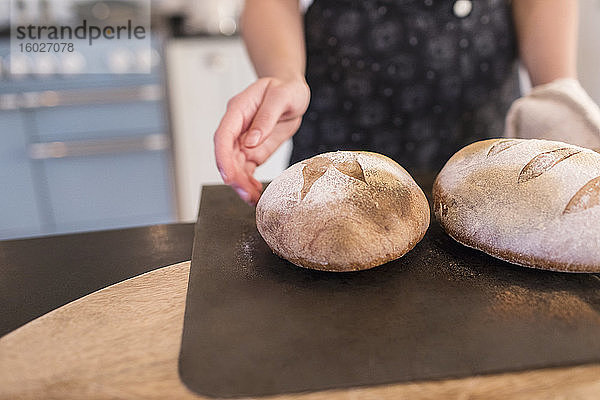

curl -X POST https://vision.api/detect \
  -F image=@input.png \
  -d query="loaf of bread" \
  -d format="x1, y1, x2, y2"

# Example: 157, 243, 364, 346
256, 151, 430, 272
433, 138, 600, 272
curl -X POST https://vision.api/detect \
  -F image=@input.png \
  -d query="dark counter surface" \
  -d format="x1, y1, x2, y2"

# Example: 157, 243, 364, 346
0, 223, 195, 337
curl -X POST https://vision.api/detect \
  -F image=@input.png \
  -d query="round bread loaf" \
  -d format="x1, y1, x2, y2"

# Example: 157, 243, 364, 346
256, 151, 430, 272
433, 138, 600, 272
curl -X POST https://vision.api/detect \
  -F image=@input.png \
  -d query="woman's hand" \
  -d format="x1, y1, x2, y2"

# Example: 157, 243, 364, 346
214, 76, 310, 205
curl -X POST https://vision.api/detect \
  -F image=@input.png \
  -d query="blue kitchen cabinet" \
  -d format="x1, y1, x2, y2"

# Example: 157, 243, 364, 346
33, 101, 165, 142
0, 111, 43, 238
42, 151, 173, 235
1, 100, 176, 240
0, 38, 176, 240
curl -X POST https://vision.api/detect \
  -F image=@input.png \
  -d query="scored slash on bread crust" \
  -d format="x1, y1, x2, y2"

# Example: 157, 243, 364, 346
487, 139, 521, 157
564, 176, 600, 215
300, 156, 366, 201
518, 147, 582, 183
256, 151, 430, 272
434, 138, 600, 273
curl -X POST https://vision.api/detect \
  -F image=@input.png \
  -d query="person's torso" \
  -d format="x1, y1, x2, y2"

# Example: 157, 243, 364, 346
292, 0, 520, 173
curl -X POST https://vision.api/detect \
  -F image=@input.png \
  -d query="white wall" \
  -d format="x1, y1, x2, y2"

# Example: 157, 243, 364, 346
578, 0, 600, 103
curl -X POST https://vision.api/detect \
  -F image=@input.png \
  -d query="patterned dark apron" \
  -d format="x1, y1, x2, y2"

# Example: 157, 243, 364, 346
291, 0, 520, 174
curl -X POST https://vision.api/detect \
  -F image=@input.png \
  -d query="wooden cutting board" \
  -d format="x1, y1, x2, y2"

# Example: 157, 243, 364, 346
1, 260, 600, 399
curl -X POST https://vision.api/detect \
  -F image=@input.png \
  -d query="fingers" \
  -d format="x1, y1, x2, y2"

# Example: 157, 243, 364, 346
214, 108, 244, 185
244, 83, 291, 148
234, 117, 300, 204
214, 78, 308, 205
215, 79, 270, 154
214, 124, 260, 205
230, 173, 262, 206
214, 80, 272, 204
244, 160, 264, 199
217, 145, 258, 204
242, 117, 302, 165
232, 115, 299, 204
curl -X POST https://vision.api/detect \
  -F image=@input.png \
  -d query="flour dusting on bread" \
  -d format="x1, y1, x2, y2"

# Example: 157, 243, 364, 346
256, 151, 430, 272
434, 138, 600, 272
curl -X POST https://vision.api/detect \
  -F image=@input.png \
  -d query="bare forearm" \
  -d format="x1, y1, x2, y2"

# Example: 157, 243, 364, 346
512, 0, 578, 86
241, 0, 306, 81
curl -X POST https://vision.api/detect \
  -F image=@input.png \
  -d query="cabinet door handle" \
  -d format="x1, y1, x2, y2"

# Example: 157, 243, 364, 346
28, 134, 169, 159
0, 84, 162, 110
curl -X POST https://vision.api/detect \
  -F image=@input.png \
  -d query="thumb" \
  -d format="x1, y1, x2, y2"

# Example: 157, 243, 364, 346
244, 85, 290, 148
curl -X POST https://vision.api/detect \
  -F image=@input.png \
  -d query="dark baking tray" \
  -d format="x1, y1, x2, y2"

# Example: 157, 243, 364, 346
179, 184, 600, 398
